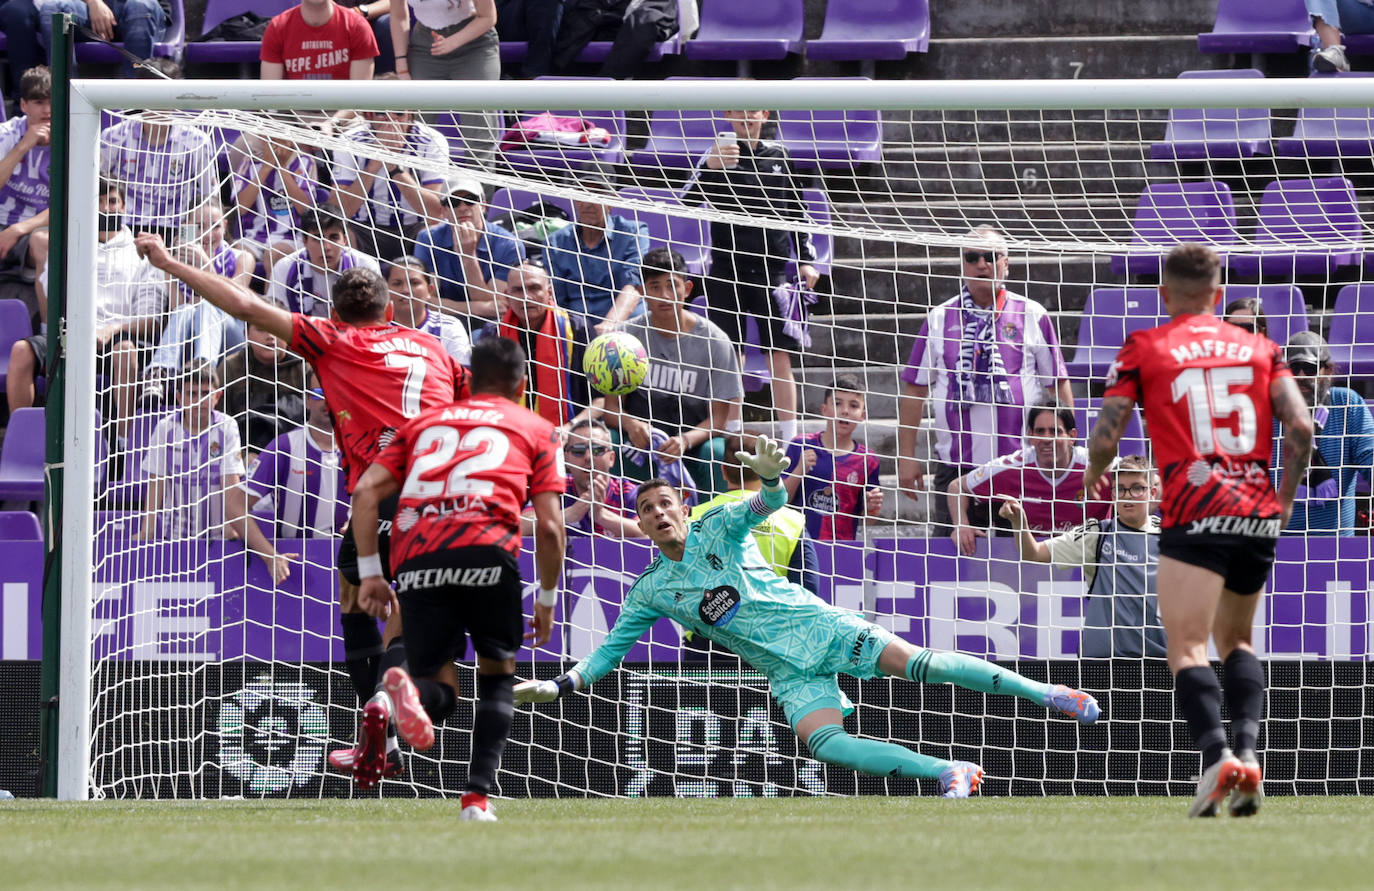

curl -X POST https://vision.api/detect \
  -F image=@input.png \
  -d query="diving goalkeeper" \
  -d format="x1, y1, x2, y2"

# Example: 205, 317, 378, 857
516, 437, 1101, 797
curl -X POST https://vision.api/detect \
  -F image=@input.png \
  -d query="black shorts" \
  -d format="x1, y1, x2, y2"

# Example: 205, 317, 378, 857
394, 546, 525, 675
1159, 521, 1280, 595
705, 261, 800, 353
337, 493, 399, 585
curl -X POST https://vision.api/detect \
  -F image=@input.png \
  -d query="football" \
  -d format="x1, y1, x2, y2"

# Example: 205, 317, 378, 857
583, 331, 650, 396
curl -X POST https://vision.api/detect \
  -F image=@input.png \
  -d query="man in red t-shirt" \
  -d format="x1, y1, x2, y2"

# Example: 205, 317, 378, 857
352, 337, 566, 822
136, 232, 468, 788
261, 0, 378, 81
1082, 244, 1313, 819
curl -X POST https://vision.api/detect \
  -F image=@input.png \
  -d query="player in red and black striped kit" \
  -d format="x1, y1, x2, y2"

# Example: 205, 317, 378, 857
137, 233, 469, 789
351, 337, 566, 821
1082, 245, 1313, 818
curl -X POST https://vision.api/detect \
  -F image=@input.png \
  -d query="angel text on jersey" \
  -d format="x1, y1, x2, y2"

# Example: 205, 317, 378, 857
1169, 338, 1255, 365
438, 405, 507, 424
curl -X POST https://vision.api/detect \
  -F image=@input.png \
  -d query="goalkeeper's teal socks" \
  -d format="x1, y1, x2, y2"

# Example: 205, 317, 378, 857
805, 724, 948, 779
906, 649, 1051, 702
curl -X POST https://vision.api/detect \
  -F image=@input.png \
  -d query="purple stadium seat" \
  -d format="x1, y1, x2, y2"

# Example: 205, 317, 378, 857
502, 34, 681, 65
1197, 0, 1313, 54
777, 79, 882, 169
1065, 289, 1165, 380
1080, 398, 1149, 457
0, 298, 34, 392
683, 0, 804, 61
1328, 285, 1374, 376
1111, 182, 1239, 277
1275, 73, 1374, 158
1226, 177, 1363, 277
185, 0, 294, 65
75, 0, 184, 65
631, 95, 726, 177
1217, 284, 1310, 348
0, 510, 40, 540
1149, 70, 1271, 161
500, 80, 627, 170
486, 187, 576, 228
616, 187, 712, 276
0, 408, 45, 501
805, 0, 929, 61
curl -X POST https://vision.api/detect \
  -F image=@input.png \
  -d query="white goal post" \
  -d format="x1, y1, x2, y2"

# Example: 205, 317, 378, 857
56, 76, 1374, 800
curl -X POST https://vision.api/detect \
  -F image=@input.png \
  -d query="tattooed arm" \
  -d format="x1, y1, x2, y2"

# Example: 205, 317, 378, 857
1081, 396, 1134, 500
1270, 375, 1314, 528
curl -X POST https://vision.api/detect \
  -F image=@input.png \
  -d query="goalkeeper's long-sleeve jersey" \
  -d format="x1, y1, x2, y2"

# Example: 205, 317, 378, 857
570, 484, 846, 684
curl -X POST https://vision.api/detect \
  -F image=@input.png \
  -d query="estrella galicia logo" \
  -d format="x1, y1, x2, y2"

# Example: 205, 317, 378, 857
699, 585, 741, 627
706, 553, 723, 571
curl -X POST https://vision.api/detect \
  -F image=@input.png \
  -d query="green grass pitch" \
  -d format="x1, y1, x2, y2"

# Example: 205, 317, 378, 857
4, 797, 1372, 890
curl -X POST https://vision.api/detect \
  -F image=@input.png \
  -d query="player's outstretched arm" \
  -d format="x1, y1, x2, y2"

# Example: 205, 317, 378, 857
528, 490, 565, 647
514, 605, 660, 703
135, 233, 294, 343
1271, 374, 1314, 527
1083, 395, 1134, 500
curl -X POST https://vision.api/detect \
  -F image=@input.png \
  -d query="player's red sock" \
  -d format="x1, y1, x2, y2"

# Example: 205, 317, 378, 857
460, 792, 489, 811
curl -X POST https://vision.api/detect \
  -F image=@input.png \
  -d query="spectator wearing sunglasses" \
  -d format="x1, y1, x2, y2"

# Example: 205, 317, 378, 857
413, 173, 523, 325
521, 419, 645, 538
897, 226, 1072, 533
1223, 298, 1268, 339
1272, 332, 1374, 536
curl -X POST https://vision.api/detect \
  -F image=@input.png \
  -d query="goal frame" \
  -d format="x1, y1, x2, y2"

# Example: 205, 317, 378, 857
54, 74, 1374, 800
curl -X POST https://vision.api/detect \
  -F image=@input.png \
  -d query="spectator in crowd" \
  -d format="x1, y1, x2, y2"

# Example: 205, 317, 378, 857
38, 0, 168, 79
261, 0, 379, 80
7, 180, 162, 441
683, 107, 819, 447
0, 66, 52, 307
947, 400, 1110, 555
268, 205, 381, 317
474, 260, 585, 426
229, 374, 349, 583
333, 95, 449, 260
220, 320, 307, 456
494, 0, 559, 78
0, 4, 41, 110
99, 74, 217, 244
783, 375, 883, 542
544, 172, 649, 336
1274, 331, 1374, 536
413, 174, 523, 322
553, 0, 680, 79
694, 437, 819, 596
139, 361, 246, 541
341, 0, 396, 73
1003, 454, 1166, 659
385, 0, 499, 166
233, 132, 329, 278
534, 418, 646, 539
1307, 0, 1374, 72
1223, 297, 1268, 339
386, 256, 472, 364
140, 201, 253, 404
897, 226, 1073, 531
599, 247, 743, 496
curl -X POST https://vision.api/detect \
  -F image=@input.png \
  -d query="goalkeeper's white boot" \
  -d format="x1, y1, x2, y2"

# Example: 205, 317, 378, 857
1043, 685, 1101, 724
384, 666, 436, 751
1227, 750, 1263, 818
460, 793, 498, 822
1187, 749, 1245, 818
937, 761, 984, 799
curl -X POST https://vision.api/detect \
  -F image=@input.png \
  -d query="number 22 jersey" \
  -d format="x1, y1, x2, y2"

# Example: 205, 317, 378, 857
1103, 314, 1291, 528
372, 395, 564, 567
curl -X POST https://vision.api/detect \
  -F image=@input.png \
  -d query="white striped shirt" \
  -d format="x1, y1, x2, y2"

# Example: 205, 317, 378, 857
410, 309, 471, 365
267, 247, 380, 317
332, 121, 449, 229
100, 118, 218, 228
0, 116, 50, 228
244, 425, 347, 539
142, 410, 246, 540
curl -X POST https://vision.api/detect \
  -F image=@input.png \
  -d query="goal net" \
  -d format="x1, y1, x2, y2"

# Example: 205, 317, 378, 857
56, 78, 1374, 800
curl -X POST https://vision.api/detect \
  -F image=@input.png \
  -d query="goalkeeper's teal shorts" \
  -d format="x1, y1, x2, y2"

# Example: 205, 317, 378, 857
769, 612, 897, 728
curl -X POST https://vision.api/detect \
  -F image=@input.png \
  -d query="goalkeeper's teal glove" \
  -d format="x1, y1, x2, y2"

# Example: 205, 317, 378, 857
736, 435, 791, 483
514, 672, 580, 704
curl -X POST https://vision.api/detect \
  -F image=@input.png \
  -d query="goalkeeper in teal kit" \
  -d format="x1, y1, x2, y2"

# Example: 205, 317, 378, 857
516, 438, 1101, 797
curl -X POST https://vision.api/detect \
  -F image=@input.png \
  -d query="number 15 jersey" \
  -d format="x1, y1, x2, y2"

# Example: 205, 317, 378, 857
373, 395, 564, 567
1104, 314, 1291, 528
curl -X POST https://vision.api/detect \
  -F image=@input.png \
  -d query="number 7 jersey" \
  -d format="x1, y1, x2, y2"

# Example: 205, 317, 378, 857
372, 395, 565, 565
1103, 314, 1291, 528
